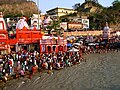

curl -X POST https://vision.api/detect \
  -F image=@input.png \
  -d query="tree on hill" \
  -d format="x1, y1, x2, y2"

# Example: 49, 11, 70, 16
88, 0, 120, 30
72, 0, 120, 30
99, 0, 120, 25
58, 0, 119, 30
73, 1, 103, 13
112, 0, 120, 9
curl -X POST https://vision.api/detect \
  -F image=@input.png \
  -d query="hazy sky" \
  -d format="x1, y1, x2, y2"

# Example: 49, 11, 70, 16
32, 0, 115, 13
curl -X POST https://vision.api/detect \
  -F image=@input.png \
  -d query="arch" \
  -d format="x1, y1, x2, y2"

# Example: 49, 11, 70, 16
0, 34, 6, 38
64, 45, 67, 51
53, 45, 56, 51
47, 46, 51, 52
58, 46, 63, 51
0, 21, 5, 30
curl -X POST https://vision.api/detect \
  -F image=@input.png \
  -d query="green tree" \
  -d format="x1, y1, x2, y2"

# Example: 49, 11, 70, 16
46, 19, 62, 36
112, 0, 120, 9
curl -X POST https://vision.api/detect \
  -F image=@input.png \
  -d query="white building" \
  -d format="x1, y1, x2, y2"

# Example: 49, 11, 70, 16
47, 7, 77, 17
31, 14, 43, 29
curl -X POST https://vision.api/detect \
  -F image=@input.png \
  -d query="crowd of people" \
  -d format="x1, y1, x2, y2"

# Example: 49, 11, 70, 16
0, 40, 119, 83
0, 49, 85, 83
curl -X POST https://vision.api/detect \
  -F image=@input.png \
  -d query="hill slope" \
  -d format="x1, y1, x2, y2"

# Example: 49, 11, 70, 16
0, 1, 39, 17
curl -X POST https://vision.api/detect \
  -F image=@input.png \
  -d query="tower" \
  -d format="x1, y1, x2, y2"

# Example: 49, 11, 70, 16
102, 22, 110, 42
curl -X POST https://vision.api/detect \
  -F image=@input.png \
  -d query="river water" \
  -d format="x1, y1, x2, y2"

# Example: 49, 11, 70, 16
1, 51, 120, 90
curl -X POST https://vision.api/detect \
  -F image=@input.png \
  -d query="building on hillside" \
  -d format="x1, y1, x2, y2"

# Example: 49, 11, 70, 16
61, 16, 89, 30
46, 7, 77, 17
85, 0, 98, 3
30, 13, 46, 29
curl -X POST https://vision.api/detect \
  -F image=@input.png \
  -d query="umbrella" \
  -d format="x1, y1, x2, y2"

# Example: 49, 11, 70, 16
67, 43, 72, 47
73, 43, 81, 46
88, 43, 96, 46
68, 48, 79, 52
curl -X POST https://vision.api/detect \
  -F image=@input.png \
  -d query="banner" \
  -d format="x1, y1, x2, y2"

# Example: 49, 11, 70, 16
60, 22, 67, 31
67, 23, 83, 30
82, 19, 89, 29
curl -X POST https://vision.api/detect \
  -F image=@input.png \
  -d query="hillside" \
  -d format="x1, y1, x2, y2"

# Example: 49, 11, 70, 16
0, 1, 39, 17
64, 0, 120, 30
81, 1, 103, 13
0, 0, 27, 4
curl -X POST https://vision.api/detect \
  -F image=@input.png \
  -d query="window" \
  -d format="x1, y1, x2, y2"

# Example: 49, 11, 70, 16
64, 45, 66, 51
47, 46, 51, 52
58, 46, 63, 51
53, 46, 56, 51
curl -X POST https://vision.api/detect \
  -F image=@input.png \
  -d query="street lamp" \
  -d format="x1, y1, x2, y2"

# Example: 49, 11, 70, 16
37, 0, 40, 29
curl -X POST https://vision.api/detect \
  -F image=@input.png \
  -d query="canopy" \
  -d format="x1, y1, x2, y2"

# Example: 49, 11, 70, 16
88, 42, 100, 46
68, 48, 79, 52
73, 43, 81, 46
88, 43, 96, 46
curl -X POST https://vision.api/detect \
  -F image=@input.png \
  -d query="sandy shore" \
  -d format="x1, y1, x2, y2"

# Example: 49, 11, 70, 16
0, 51, 120, 90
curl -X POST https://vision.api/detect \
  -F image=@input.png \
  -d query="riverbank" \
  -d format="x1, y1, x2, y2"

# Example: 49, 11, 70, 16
0, 51, 120, 90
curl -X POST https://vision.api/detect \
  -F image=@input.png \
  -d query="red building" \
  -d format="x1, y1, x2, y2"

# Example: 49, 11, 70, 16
0, 30, 9, 54
0, 12, 9, 54
0, 13, 67, 54
40, 36, 67, 53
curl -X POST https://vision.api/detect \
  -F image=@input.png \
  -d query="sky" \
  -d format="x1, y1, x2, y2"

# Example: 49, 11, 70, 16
32, 0, 115, 13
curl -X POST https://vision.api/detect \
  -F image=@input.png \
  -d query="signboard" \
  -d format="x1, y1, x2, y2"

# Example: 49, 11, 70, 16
60, 22, 67, 31
82, 19, 89, 29
67, 23, 83, 30
17, 31, 42, 44
41, 40, 52, 44
58, 40, 64, 45
18, 38, 31, 44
